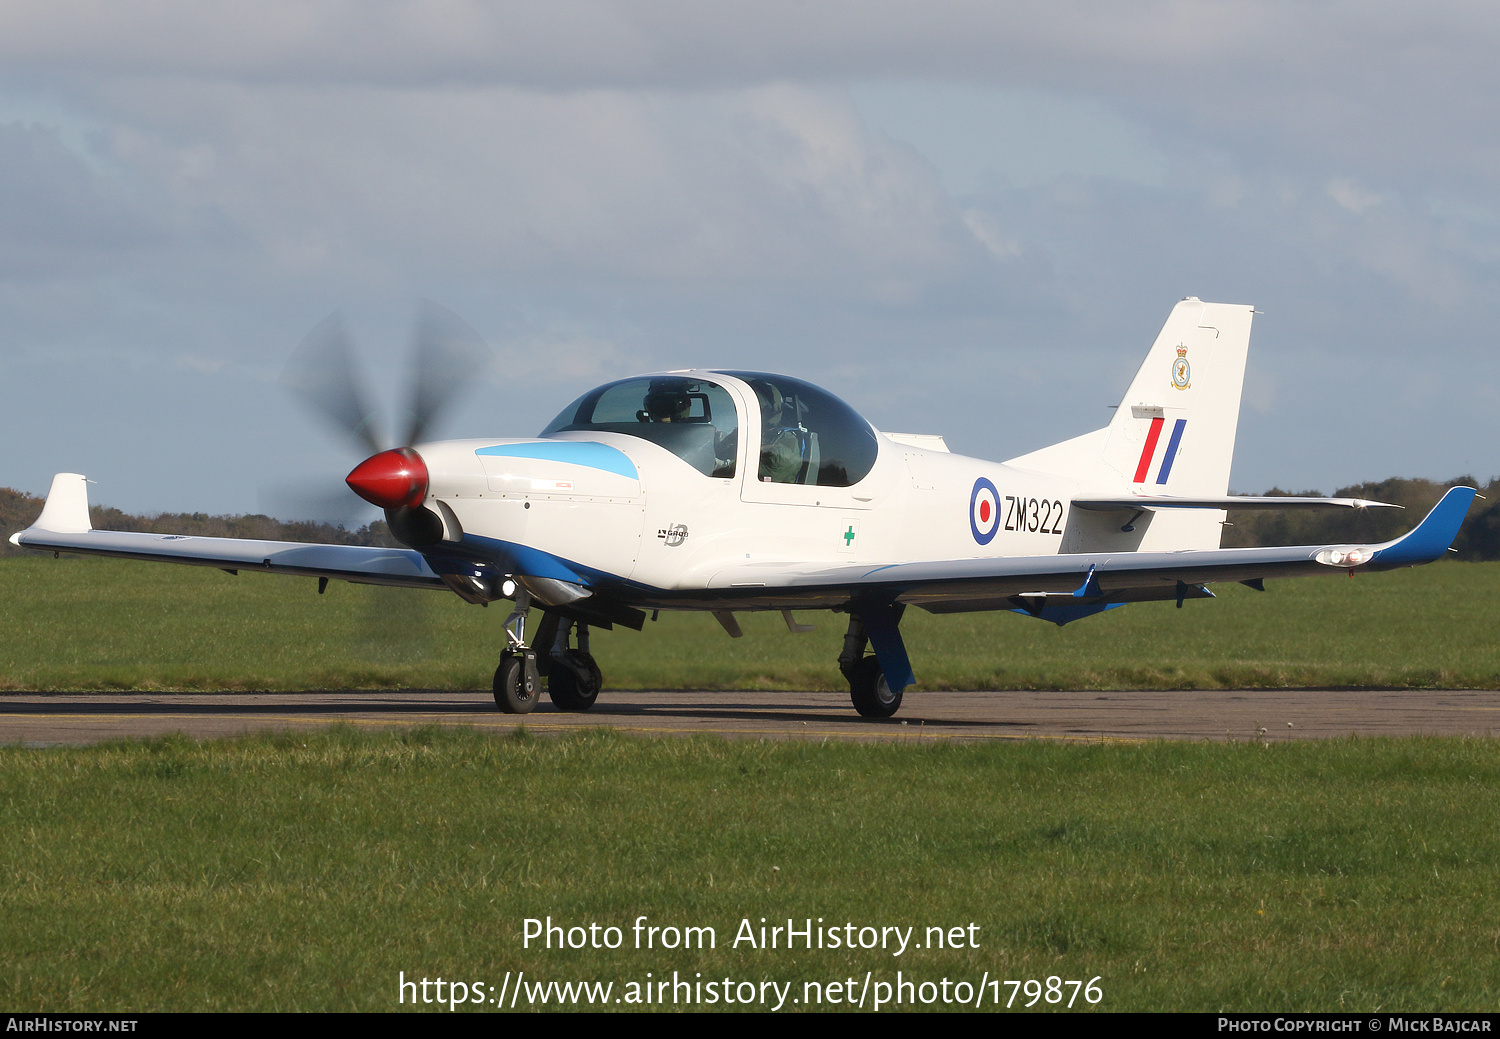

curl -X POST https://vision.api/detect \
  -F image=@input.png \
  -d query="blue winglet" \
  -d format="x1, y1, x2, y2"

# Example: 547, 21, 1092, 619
1367, 486, 1477, 569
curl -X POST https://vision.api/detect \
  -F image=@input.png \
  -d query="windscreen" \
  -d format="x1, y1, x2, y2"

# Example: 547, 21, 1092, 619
541, 376, 738, 478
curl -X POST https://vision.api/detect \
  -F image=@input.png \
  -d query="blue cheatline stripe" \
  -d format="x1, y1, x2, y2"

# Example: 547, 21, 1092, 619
475, 441, 638, 480
1155, 419, 1187, 485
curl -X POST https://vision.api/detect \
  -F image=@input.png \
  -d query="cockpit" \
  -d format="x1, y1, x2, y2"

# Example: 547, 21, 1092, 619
540, 376, 740, 478
539, 371, 879, 487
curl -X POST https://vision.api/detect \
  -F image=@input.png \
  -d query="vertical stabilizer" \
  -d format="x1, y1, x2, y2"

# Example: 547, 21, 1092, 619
1003, 299, 1254, 550
1100, 298, 1253, 496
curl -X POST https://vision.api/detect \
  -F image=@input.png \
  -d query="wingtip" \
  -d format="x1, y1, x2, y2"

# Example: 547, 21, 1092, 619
31, 473, 93, 535
1367, 486, 1477, 568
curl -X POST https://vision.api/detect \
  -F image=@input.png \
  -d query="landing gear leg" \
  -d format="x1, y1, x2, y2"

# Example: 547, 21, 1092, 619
493, 589, 540, 714
839, 610, 906, 718
547, 619, 603, 711
837, 615, 868, 685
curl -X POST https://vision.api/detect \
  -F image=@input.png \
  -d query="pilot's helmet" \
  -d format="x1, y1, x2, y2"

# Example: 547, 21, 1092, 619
643, 380, 691, 422
750, 380, 783, 428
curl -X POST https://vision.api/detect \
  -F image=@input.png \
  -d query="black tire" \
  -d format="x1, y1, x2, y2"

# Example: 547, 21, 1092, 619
849, 655, 903, 718
548, 652, 602, 711
493, 653, 538, 714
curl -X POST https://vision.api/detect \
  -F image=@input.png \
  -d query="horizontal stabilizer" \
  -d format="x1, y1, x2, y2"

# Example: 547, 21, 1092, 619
1072, 495, 1399, 512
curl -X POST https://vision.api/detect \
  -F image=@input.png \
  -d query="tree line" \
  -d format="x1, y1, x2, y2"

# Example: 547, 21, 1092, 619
0, 487, 398, 557
1220, 476, 1500, 560
2, 476, 1498, 559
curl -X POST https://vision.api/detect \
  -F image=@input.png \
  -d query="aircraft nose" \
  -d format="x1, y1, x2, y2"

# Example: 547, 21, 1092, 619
346, 447, 429, 509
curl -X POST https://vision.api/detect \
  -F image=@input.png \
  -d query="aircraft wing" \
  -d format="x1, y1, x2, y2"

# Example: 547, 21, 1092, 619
8, 474, 443, 590
693, 486, 1476, 618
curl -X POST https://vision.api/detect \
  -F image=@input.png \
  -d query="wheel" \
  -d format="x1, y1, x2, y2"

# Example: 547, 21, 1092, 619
548, 651, 602, 711
547, 654, 601, 711
849, 655, 902, 718
493, 652, 538, 714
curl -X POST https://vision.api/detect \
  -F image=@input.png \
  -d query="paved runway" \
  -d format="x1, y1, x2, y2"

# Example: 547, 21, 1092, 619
3, 687, 1499, 745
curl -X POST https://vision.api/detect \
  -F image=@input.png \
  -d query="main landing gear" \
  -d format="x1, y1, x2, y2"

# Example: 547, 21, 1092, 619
838, 610, 905, 718
545, 617, 603, 711
491, 590, 603, 714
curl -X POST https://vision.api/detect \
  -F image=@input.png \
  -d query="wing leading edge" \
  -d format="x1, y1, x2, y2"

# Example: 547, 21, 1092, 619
9, 474, 443, 590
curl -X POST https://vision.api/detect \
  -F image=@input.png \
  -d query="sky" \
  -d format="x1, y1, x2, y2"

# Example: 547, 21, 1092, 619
2, 1, 1498, 519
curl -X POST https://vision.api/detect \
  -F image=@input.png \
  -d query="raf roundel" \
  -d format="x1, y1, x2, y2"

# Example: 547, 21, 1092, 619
970, 477, 1001, 545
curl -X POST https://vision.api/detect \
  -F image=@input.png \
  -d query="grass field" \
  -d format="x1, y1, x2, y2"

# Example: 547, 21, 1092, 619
2, 727, 1498, 1013
1, 555, 1497, 691
4, 557, 1498, 1013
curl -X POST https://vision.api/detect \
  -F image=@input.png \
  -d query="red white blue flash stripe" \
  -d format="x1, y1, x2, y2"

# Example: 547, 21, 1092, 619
1132, 417, 1187, 485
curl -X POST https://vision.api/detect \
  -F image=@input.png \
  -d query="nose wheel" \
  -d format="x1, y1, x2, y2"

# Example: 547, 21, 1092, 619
492, 589, 540, 714
494, 649, 540, 714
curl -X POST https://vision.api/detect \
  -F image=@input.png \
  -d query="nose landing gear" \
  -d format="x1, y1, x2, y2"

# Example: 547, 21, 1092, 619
491, 596, 605, 714
493, 589, 540, 714
494, 649, 540, 714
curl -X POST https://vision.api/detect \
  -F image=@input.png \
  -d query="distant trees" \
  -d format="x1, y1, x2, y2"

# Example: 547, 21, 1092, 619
1221, 477, 1500, 560
0, 487, 398, 556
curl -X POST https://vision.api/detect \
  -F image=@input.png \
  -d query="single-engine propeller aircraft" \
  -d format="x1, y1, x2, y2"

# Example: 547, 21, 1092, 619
12, 298, 1476, 717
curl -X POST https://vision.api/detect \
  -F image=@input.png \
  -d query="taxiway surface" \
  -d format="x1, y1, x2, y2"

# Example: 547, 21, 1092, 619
3, 688, 1498, 745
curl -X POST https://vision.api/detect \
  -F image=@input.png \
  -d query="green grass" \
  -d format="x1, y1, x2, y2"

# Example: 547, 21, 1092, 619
1, 728, 1498, 1012
2, 556, 1498, 691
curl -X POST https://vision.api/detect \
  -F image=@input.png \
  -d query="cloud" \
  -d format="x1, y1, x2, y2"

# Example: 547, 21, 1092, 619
0, 121, 163, 278
2, 1, 1498, 511
4, 1, 1498, 192
84, 80, 977, 302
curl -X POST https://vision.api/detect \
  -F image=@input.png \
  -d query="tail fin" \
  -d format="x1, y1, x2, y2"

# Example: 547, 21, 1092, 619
1004, 298, 1254, 550
1100, 298, 1253, 495
1007, 299, 1253, 488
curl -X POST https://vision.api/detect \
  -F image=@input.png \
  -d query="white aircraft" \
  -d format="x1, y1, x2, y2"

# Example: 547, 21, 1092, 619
11, 298, 1476, 717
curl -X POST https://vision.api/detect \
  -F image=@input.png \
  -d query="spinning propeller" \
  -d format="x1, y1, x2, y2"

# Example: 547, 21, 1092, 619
280, 302, 492, 546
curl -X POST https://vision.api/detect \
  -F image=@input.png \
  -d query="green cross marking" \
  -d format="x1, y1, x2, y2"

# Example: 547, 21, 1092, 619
843, 525, 856, 546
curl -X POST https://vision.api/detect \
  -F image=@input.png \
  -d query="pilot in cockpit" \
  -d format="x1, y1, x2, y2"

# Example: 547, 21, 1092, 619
749, 379, 805, 484
641, 378, 737, 478
641, 381, 692, 423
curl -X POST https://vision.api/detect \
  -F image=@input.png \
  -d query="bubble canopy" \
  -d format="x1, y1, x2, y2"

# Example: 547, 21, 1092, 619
718, 371, 878, 488
539, 372, 878, 487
